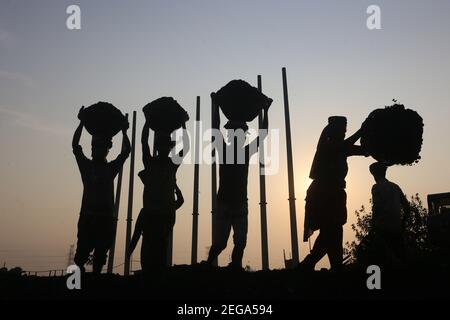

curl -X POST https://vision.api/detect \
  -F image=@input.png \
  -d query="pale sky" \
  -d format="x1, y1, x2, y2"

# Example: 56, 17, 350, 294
1, 0, 450, 272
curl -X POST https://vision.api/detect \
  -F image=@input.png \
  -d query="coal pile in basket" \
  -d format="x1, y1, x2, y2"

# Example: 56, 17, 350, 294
143, 97, 189, 133
361, 103, 424, 165
213, 80, 272, 123
82, 102, 126, 137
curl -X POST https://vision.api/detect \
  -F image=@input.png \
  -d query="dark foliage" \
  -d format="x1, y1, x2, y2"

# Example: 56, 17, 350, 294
345, 194, 434, 265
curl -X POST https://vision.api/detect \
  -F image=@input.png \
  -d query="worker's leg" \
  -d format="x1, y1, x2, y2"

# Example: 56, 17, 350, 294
74, 215, 94, 271
327, 225, 343, 271
140, 235, 150, 273
145, 214, 166, 273
300, 229, 329, 270
146, 222, 159, 272
93, 216, 114, 274
159, 216, 172, 271
207, 202, 232, 264
231, 203, 248, 268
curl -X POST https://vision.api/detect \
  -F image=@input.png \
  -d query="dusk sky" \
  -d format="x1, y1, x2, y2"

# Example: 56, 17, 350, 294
1, 0, 449, 272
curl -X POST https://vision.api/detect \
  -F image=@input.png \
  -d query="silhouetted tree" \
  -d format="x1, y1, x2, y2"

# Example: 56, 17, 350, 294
8, 267, 23, 276
345, 194, 433, 265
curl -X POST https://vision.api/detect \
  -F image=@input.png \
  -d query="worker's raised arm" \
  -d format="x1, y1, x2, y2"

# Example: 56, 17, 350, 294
72, 106, 85, 150
177, 123, 190, 160
210, 93, 226, 162
121, 127, 131, 156
211, 93, 220, 129
141, 121, 152, 166
109, 120, 131, 177
344, 127, 369, 157
246, 104, 270, 158
344, 128, 362, 146
346, 145, 368, 157
113, 119, 131, 164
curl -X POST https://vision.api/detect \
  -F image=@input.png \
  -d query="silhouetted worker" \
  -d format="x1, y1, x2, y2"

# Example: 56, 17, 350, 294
205, 105, 270, 270
134, 121, 189, 274
128, 185, 184, 273
369, 162, 411, 266
72, 106, 130, 274
301, 116, 367, 271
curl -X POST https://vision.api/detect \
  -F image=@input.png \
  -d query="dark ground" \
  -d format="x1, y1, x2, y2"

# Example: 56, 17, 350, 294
1, 263, 450, 300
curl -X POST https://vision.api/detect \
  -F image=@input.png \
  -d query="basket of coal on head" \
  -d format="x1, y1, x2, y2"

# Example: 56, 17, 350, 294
361, 103, 424, 166
213, 80, 272, 129
142, 97, 189, 134
81, 101, 127, 145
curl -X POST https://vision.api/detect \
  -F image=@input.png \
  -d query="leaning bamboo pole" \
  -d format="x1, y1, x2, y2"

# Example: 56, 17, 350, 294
282, 67, 299, 266
106, 114, 128, 273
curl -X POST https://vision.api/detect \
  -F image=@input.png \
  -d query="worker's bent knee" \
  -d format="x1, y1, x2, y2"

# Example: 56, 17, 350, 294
211, 242, 227, 253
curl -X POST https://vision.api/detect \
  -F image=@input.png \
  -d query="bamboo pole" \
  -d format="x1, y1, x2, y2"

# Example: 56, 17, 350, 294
124, 111, 136, 276
191, 96, 201, 264
257, 75, 269, 270
107, 114, 128, 273
282, 67, 299, 266
211, 94, 218, 266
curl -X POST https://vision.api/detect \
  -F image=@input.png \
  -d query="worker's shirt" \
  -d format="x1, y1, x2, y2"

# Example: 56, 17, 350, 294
310, 138, 351, 189
73, 145, 127, 216
371, 179, 407, 233
217, 143, 251, 206
139, 156, 178, 211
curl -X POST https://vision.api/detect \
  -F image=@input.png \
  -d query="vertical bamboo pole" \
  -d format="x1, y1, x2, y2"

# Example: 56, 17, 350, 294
257, 75, 269, 270
191, 96, 201, 264
282, 67, 299, 266
107, 114, 128, 274
124, 111, 136, 276
211, 94, 218, 266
